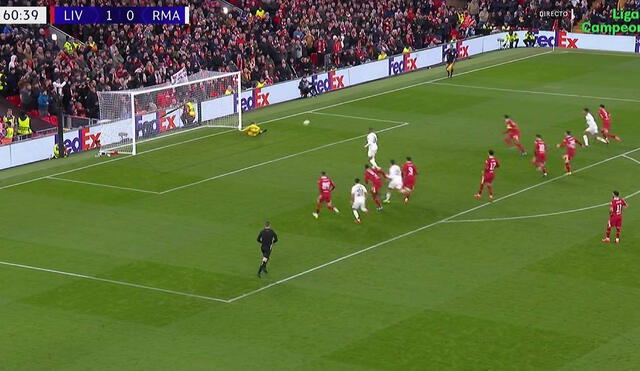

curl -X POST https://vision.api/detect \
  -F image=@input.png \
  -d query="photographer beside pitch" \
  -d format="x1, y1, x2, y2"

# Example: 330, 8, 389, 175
256, 221, 278, 277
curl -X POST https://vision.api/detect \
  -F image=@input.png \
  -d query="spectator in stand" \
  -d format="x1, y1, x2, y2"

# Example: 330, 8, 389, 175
3, 0, 584, 123
38, 89, 50, 117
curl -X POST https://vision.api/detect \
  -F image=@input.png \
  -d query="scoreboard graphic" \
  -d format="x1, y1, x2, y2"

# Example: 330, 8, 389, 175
0, 6, 189, 24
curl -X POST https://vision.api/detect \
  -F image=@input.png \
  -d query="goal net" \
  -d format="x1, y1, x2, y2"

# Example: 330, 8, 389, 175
96, 70, 241, 155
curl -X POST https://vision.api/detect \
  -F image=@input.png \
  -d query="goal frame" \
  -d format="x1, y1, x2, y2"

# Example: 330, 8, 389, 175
102, 70, 242, 156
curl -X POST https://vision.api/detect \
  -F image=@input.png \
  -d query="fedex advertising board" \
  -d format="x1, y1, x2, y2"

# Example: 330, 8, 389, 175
529, 30, 636, 52
310, 70, 349, 94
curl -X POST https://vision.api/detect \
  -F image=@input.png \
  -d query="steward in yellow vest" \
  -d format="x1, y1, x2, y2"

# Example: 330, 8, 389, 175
17, 113, 32, 137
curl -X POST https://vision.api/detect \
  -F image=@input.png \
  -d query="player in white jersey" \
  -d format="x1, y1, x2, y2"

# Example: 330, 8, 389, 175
351, 178, 369, 224
582, 108, 608, 146
383, 159, 406, 203
364, 128, 380, 169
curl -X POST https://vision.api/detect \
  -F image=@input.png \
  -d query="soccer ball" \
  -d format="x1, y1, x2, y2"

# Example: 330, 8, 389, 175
303, 119, 310, 126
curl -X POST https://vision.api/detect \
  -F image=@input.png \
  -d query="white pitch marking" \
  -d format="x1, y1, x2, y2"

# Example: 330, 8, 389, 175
431, 82, 640, 103
309, 112, 406, 124
47, 176, 161, 194
226, 146, 640, 302
159, 122, 410, 194
307, 51, 553, 113
0, 50, 550, 192
0, 260, 230, 303
0, 129, 234, 192
448, 189, 640, 223
623, 154, 640, 165
557, 50, 640, 58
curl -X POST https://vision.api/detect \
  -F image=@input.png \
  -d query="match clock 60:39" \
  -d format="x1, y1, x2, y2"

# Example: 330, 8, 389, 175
0, 6, 47, 24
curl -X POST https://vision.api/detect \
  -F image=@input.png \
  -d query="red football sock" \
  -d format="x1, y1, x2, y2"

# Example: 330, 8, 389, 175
516, 143, 526, 153
328, 205, 334, 211
487, 185, 493, 196
542, 167, 547, 174
616, 228, 621, 239
565, 163, 571, 173
605, 226, 611, 238
374, 197, 382, 208
478, 183, 485, 194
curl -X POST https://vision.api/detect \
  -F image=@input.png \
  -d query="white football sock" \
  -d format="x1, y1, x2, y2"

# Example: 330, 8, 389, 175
385, 192, 391, 201
583, 135, 589, 146
352, 209, 359, 220
370, 158, 379, 168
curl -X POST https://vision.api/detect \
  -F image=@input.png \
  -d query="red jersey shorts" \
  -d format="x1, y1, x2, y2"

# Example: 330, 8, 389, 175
565, 149, 576, 161
404, 176, 416, 189
318, 192, 332, 203
608, 215, 622, 228
482, 171, 495, 184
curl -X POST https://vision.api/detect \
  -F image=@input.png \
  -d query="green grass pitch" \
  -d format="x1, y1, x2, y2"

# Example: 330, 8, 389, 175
1, 48, 640, 370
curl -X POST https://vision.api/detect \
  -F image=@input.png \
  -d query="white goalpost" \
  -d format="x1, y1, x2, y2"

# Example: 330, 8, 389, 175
96, 70, 242, 155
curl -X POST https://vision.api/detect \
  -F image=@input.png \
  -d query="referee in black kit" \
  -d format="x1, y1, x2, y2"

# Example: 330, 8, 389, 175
257, 221, 278, 277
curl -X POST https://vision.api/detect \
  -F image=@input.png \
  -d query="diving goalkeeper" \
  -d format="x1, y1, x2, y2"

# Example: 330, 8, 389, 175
243, 122, 267, 136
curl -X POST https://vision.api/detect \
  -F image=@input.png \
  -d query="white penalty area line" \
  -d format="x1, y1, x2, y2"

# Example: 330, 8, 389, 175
0, 50, 550, 193
6, 146, 636, 305
46, 176, 161, 194
448, 188, 640, 223
36, 116, 407, 195
430, 82, 640, 103
158, 121, 410, 194
623, 154, 640, 165
309, 111, 406, 124
226, 146, 640, 303
0, 260, 230, 303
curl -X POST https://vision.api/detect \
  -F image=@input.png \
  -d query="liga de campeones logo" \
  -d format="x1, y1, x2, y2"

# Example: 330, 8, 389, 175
582, 9, 640, 35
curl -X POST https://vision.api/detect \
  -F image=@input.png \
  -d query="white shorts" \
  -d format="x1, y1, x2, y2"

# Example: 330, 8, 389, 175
352, 197, 367, 211
367, 145, 378, 158
388, 177, 403, 190
585, 125, 598, 135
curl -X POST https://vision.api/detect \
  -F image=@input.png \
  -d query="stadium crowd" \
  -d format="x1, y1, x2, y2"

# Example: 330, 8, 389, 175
1, 0, 588, 143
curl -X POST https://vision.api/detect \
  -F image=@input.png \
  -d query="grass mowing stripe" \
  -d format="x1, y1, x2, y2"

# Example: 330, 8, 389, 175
226, 146, 640, 303
430, 82, 640, 103
0, 260, 230, 303
0, 50, 550, 192
158, 122, 410, 194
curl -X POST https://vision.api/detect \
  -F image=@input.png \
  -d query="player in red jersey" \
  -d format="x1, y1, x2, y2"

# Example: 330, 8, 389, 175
502, 115, 527, 156
602, 190, 628, 244
598, 104, 621, 142
556, 131, 582, 175
364, 164, 385, 211
313, 171, 340, 219
475, 149, 500, 201
401, 156, 418, 204
532, 134, 548, 177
